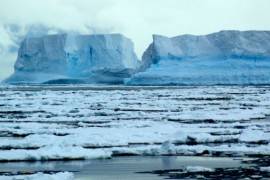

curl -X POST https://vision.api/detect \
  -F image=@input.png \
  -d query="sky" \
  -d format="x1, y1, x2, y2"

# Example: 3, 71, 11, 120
0, 0, 270, 80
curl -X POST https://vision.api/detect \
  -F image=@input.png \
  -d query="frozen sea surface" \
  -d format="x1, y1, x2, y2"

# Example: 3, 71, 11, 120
0, 85, 270, 160
0, 85, 270, 179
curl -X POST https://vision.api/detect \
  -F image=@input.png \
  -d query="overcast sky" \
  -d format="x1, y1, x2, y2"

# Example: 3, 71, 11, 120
0, 0, 270, 80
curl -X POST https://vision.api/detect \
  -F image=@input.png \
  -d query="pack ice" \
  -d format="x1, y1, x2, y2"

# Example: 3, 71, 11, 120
5, 33, 140, 84
128, 30, 270, 85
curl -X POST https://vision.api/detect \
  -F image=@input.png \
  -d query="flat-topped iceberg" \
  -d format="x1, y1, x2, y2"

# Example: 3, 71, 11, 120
128, 30, 270, 85
4, 30, 270, 85
5, 33, 140, 84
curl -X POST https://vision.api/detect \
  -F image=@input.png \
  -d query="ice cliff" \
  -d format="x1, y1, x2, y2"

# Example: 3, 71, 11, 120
128, 30, 270, 85
5, 33, 140, 84
4, 30, 270, 85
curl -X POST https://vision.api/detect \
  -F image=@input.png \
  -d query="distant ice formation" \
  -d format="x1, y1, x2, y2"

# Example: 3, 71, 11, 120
4, 30, 270, 85
128, 31, 270, 85
5, 33, 140, 84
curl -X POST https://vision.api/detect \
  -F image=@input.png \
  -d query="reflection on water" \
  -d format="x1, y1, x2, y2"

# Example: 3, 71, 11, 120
0, 156, 246, 180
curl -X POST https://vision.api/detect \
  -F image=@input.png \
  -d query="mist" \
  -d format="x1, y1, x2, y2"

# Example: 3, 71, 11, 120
0, 0, 270, 80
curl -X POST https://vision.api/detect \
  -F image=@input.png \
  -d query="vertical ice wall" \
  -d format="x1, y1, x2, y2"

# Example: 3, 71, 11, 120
128, 31, 270, 85
5, 33, 140, 84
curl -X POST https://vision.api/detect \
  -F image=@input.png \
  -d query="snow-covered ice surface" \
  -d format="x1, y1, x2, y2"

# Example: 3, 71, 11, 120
0, 172, 74, 180
185, 166, 214, 172
0, 85, 270, 162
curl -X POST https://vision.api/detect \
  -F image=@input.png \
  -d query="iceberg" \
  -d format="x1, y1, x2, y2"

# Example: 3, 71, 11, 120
4, 33, 140, 84
128, 30, 270, 85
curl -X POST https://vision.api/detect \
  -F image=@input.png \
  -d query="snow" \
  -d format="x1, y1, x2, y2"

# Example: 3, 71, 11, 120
153, 31, 270, 59
5, 33, 139, 84
185, 166, 214, 172
0, 146, 111, 161
240, 129, 270, 142
0, 86, 269, 161
128, 30, 270, 85
0, 172, 74, 180
260, 167, 270, 172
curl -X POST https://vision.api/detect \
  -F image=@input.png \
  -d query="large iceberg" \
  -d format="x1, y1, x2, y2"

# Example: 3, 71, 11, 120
128, 30, 270, 85
5, 33, 140, 84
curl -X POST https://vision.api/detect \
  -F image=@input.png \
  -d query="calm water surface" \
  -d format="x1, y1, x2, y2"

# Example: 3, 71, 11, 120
1, 156, 247, 180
